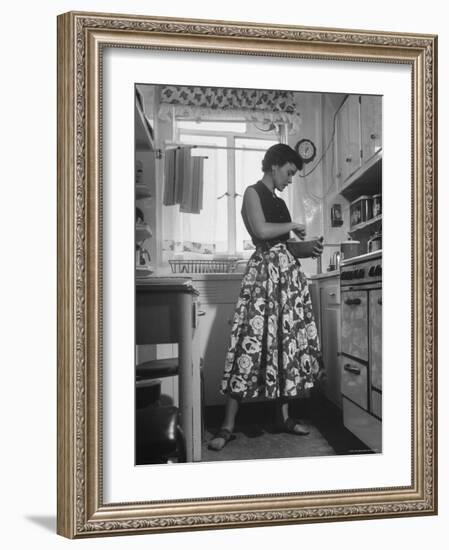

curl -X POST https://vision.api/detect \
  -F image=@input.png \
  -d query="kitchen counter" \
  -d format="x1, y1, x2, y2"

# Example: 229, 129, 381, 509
308, 270, 340, 280
143, 272, 244, 281
341, 249, 382, 266
147, 267, 344, 282
136, 276, 200, 293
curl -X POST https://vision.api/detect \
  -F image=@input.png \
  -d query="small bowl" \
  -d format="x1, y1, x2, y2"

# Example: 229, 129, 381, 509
287, 237, 322, 258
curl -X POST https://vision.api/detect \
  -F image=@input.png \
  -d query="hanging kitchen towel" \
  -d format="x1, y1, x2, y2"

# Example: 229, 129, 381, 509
163, 148, 177, 205
197, 157, 204, 212
191, 156, 205, 213
174, 146, 189, 205
174, 147, 183, 204
180, 155, 205, 214
181, 147, 193, 207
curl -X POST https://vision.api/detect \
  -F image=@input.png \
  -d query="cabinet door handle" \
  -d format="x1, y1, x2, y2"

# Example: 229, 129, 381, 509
345, 298, 361, 305
329, 292, 336, 297
370, 133, 378, 140
344, 364, 361, 375
345, 157, 352, 163
377, 298, 382, 305
198, 310, 206, 317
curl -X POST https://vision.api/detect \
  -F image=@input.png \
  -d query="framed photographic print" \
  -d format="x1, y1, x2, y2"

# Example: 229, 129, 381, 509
57, 11, 437, 538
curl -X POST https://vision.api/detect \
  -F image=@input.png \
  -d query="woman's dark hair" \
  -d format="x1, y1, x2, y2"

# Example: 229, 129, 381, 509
261, 143, 303, 172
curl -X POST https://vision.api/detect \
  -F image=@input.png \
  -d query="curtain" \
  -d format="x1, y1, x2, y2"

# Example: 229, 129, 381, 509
163, 146, 205, 213
162, 139, 227, 257
158, 86, 301, 131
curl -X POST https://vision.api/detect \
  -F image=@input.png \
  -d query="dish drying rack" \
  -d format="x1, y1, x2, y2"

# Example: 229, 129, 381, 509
169, 259, 238, 274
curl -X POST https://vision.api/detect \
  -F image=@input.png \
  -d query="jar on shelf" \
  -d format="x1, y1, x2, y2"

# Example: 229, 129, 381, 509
372, 193, 382, 218
350, 195, 373, 229
367, 230, 382, 252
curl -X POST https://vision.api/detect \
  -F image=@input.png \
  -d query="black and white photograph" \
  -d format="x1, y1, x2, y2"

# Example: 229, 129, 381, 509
134, 83, 383, 465
52, 6, 438, 540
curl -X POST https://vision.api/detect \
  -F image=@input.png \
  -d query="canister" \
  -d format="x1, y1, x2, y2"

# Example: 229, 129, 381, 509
350, 195, 373, 228
372, 194, 382, 217
368, 231, 382, 252
341, 239, 360, 260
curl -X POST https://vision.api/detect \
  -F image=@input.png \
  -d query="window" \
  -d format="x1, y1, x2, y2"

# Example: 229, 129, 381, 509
163, 122, 278, 258
178, 133, 228, 254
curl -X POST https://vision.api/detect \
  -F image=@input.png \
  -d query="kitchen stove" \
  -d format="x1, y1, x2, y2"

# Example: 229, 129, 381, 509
340, 250, 382, 452
340, 250, 382, 287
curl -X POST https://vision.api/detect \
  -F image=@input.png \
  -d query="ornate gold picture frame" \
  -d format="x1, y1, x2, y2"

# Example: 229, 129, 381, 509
57, 11, 437, 538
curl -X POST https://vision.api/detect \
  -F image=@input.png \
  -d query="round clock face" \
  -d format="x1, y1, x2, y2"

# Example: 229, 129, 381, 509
295, 138, 317, 164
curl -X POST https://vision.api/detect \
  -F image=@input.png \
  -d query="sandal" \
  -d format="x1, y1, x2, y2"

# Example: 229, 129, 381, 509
275, 417, 310, 436
207, 428, 236, 451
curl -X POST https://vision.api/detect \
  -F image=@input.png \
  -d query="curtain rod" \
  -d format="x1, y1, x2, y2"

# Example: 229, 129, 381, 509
153, 143, 271, 156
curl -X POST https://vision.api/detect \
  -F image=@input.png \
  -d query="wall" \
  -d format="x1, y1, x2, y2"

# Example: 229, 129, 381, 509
1, 1, 446, 549
289, 92, 324, 275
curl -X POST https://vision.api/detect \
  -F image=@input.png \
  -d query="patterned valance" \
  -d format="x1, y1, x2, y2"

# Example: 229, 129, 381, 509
159, 86, 301, 131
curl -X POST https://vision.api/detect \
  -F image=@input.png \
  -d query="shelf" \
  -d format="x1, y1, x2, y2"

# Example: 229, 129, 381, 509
136, 222, 152, 241
349, 215, 382, 234
136, 184, 152, 200
136, 265, 155, 278
340, 152, 382, 202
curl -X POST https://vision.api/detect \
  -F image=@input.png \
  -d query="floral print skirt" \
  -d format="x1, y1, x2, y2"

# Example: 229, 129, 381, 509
221, 243, 322, 400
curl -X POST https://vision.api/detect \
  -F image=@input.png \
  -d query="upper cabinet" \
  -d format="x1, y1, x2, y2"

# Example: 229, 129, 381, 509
336, 95, 362, 184
336, 95, 382, 202
360, 95, 382, 164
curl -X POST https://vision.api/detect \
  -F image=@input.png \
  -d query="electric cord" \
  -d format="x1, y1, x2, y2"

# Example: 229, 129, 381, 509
298, 93, 348, 179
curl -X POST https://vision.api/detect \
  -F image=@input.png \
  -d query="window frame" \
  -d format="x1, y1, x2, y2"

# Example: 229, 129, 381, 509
175, 121, 280, 256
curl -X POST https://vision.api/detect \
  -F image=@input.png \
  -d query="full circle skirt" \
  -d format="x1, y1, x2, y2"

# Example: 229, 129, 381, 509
221, 243, 322, 399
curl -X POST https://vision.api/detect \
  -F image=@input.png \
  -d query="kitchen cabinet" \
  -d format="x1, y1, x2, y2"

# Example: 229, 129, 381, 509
320, 276, 342, 408
135, 279, 202, 462
308, 281, 321, 337
361, 95, 382, 164
199, 302, 236, 406
336, 95, 361, 184
309, 273, 341, 409
335, 95, 382, 256
320, 275, 341, 407
194, 277, 242, 406
337, 94, 382, 202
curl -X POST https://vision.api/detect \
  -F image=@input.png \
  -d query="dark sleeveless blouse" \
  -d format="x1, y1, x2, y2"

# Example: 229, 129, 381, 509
241, 180, 292, 250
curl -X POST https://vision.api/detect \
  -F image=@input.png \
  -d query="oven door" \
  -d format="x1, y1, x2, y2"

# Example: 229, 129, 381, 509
341, 289, 368, 362
341, 357, 368, 410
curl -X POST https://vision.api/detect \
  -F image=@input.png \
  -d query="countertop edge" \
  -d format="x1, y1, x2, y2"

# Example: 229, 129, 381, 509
308, 270, 340, 281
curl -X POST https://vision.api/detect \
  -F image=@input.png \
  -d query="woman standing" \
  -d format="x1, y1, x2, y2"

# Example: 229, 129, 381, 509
208, 143, 323, 451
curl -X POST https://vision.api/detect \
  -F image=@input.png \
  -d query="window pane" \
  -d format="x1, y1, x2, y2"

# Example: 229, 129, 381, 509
235, 138, 278, 255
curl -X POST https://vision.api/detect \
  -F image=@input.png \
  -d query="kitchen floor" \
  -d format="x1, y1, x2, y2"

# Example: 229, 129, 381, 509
201, 394, 372, 463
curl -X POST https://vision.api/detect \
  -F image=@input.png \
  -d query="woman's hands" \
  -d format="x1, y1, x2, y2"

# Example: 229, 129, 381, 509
291, 223, 306, 240
286, 235, 324, 258
311, 237, 324, 258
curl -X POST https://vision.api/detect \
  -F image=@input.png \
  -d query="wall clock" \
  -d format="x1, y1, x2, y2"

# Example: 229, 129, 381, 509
295, 138, 317, 164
